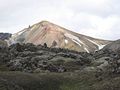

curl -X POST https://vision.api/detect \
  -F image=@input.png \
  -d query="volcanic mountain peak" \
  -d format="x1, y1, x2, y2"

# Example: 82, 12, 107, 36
9, 20, 112, 52
39, 20, 53, 25
42, 21, 66, 32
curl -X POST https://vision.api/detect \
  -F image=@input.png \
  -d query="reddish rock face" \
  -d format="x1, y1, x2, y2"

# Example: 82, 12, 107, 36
10, 21, 111, 52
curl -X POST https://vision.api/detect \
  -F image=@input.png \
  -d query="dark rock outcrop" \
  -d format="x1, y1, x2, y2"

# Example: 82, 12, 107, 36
0, 40, 120, 74
0, 43, 91, 73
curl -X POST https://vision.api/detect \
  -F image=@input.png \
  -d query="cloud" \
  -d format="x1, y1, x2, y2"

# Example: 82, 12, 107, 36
65, 0, 114, 16
0, 0, 120, 40
56, 12, 120, 40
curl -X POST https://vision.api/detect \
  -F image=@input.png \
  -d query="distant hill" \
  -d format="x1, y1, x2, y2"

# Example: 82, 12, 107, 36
0, 33, 11, 40
102, 39, 120, 52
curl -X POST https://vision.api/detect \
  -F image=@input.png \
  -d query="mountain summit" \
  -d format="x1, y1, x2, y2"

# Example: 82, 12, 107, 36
9, 20, 111, 52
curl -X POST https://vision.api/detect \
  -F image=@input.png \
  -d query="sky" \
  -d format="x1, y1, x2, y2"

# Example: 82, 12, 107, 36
0, 0, 120, 40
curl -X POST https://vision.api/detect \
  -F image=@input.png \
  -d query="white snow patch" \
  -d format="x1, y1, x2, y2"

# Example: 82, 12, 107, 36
99, 45, 106, 50
65, 39, 68, 44
87, 39, 106, 50
72, 39, 81, 46
84, 47, 90, 53
65, 33, 85, 47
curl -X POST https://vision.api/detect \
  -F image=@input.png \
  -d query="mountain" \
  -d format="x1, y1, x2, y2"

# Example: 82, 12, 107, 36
9, 21, 111, 52
102, 39, 120, 52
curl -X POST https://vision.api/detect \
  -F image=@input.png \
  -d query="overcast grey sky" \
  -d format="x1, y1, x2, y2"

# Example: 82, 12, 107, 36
0, 0, 120, 40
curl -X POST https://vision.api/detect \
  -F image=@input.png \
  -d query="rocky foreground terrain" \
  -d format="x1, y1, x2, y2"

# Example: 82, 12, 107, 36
0, 39, 120, 90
